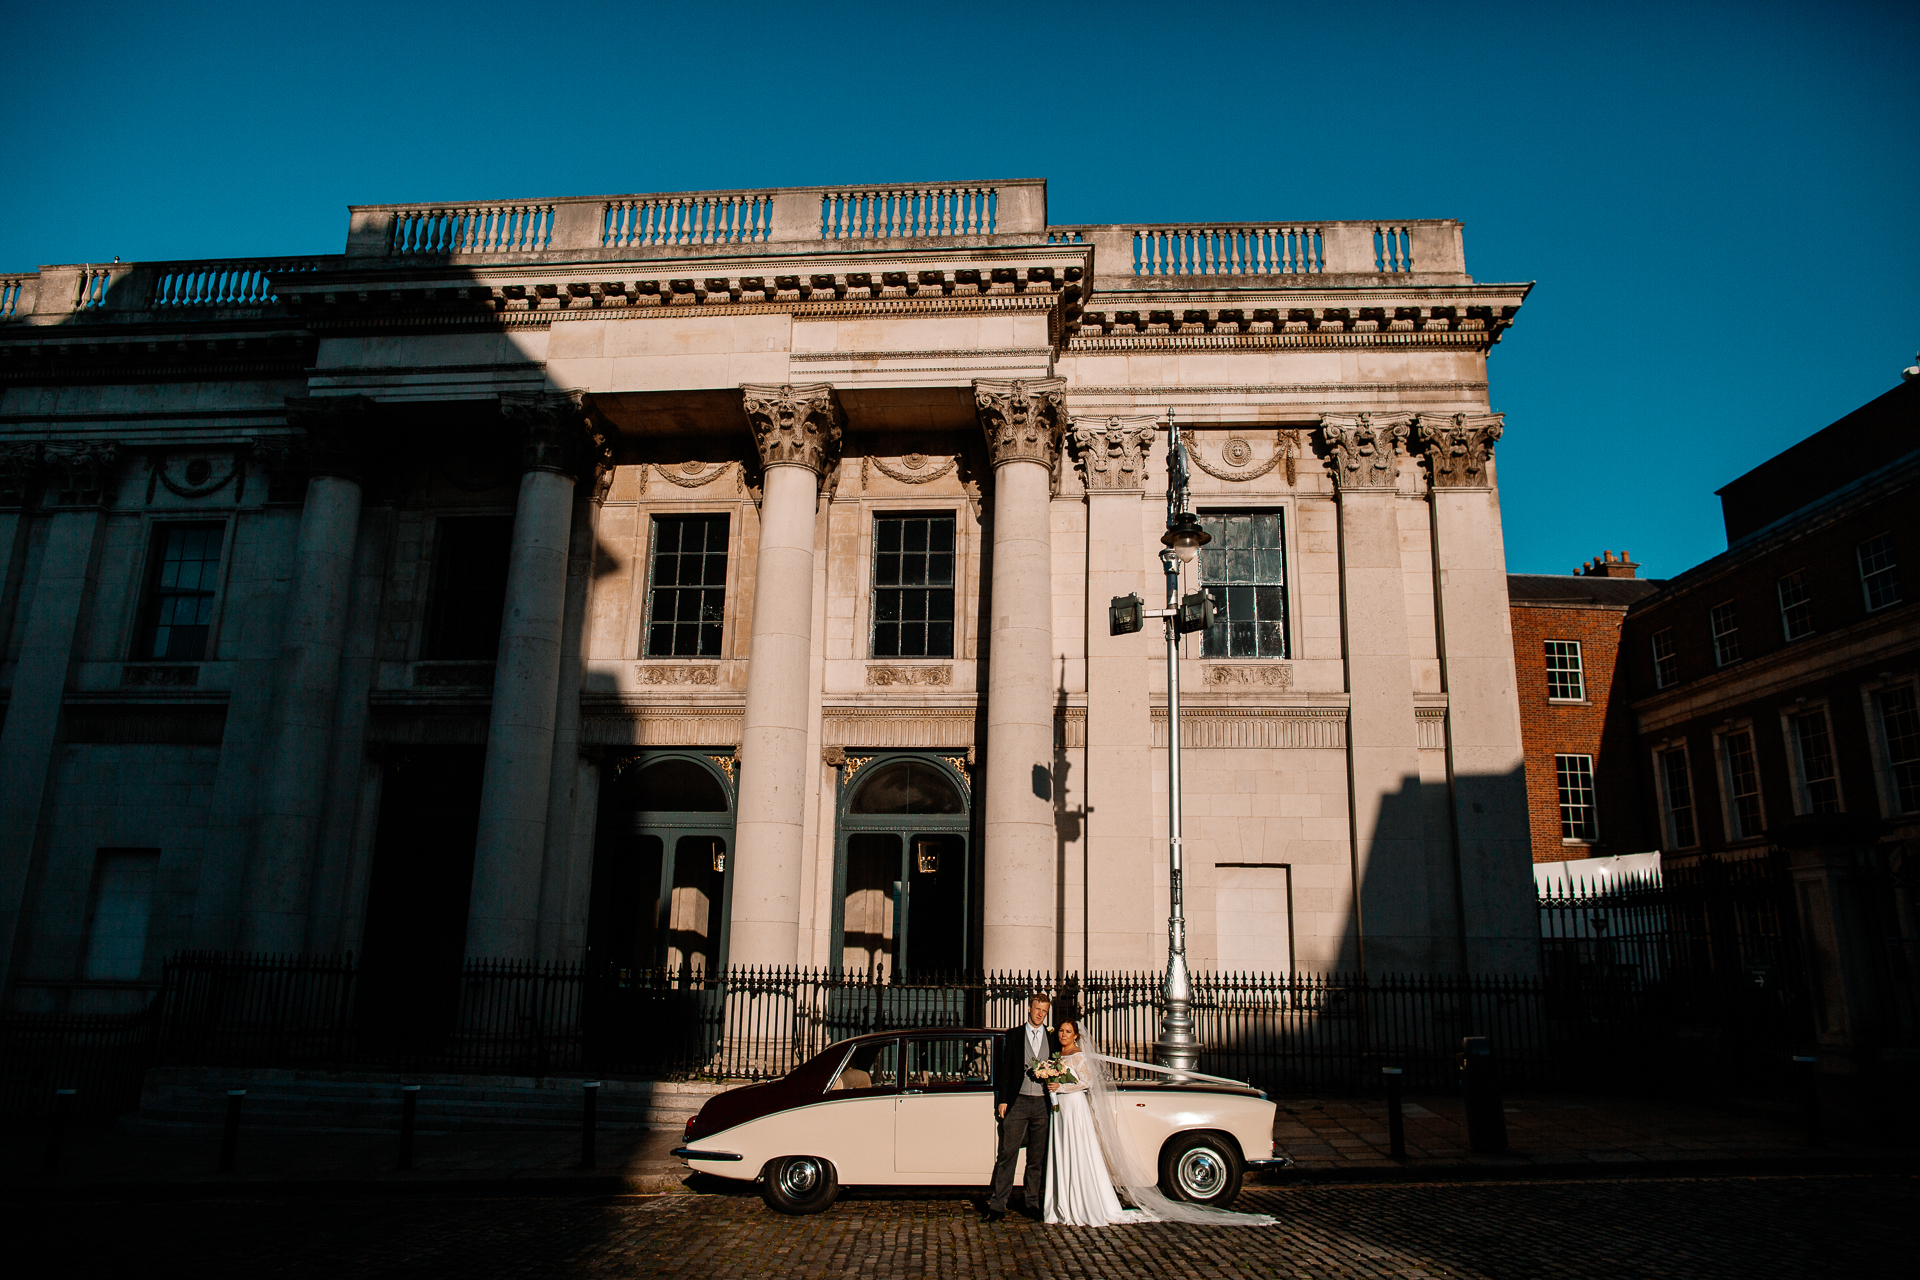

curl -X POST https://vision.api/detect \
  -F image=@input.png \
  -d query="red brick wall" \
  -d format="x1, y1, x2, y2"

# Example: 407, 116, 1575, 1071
1510, 603, 1646, 862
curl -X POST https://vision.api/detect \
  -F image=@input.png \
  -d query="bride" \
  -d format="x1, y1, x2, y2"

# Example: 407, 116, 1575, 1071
1043, 1015, 1275, 1228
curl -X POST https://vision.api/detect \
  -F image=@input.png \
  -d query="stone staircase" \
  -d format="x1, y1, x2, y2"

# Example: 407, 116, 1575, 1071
127, 1066, 734, 1133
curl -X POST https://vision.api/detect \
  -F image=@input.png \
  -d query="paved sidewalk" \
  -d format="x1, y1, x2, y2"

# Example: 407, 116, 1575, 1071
3, 1091, 1908, 1196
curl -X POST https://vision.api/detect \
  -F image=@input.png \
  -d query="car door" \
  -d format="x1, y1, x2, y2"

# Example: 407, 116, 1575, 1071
810, 1036, 902, 1184
895, 1033, 997, 1180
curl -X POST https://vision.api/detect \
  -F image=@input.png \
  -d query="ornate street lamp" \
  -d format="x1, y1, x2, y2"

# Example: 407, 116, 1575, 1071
1106, 412, 1214, 1075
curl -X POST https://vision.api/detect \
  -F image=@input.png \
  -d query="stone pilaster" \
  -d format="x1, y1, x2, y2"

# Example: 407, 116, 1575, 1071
238, 398, 373, 952
730, 384, 841, 965
978, 378, 1067, 971
466, 391, 598, 959
0, 440, 118, 991
1072, 416, 1159, 968
1414, 411, 1535, 973
1318, 413, 1431, 972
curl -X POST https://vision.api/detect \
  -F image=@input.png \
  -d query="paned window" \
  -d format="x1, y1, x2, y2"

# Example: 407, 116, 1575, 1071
1720, 729, 1764, 840
1791, 709, 1842, 814
1544, 640, 1585, 701
1777, 570, 1813, 641
135, 524, 223, 662
1554, 754, 1597, 841
1710, 602, 1740, 667
1859, 533, 1902, 612
1198, 511, 1289, 659
647, 514, 730, 658
1651, 628, 1678, 689
871, 512, 955, 659
1659, 746, 1697, 848
423, 516, 514, 660
1873, 685, 1920, 814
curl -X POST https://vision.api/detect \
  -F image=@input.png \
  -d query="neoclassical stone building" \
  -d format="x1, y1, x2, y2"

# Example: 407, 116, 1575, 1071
0, 179, 1538, 1011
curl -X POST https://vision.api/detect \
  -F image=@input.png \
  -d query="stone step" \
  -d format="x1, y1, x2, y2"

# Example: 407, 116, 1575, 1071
129, 1066, 735, 1133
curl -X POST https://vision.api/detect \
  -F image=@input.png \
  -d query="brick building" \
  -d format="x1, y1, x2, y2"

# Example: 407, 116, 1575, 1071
1509, 557, 1661, 863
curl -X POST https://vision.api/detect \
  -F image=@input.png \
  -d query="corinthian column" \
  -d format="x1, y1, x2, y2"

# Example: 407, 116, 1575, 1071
239, 398, 372, 952
1320, 413, 1428, 972
1415, 413, 1536, 974
977, 378, 1067, 972
731, 383, 840, 966
465, 391, 602, 959
1072, 417, 1159, 968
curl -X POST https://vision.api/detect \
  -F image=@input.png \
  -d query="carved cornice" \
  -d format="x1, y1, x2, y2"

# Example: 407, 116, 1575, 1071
1318, 413, 1411, 491
42, 440, 119, 507
0, 443, 41, 509
500, 389, 609, 487
285, 396, 376, 483
740, 382, 842, 478
975, 377, 1068, 469
1415, 412, 1504, 489
1070, 416, 1157, 492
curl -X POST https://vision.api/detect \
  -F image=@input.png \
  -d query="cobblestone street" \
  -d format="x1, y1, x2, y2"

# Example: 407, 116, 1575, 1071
15, 1174, 1914, 1279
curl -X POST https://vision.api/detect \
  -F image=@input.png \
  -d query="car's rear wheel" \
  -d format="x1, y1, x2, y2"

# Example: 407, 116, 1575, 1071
1158, 1132, 1243, 1207
759, 1155, 839, 1214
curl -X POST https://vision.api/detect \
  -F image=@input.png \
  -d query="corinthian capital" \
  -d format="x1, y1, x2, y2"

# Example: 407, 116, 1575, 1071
1318, 413, 1411, 491
501, 388, 606, 482
0, 443, 41, 510
286, 395, 377, 482
975, 377, 1068, 468
740, 383, 842, 477
43, 440, 120, 507
1070, 416, 1157, 492
1415, 412, 1504, 488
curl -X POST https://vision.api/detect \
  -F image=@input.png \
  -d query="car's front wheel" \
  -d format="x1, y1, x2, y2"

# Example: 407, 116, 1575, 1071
759, 1155, 839, 1214
1158, 1132, 1243, 1207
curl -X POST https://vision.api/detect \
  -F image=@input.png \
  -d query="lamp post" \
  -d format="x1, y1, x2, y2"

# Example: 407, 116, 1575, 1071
1154, 413, 1210, 1074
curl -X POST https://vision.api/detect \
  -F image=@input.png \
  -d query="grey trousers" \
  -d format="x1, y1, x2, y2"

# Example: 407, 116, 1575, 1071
988, 1092, 1050, 1212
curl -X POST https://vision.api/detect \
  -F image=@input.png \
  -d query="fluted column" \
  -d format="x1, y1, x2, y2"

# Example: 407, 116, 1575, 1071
1072, 417, 1159, 969
465, 391, 604, 959
730, 383, 841, 966
239, 398, 372, 952
1416, 413, 1536, 974
0, 442, 116, 991
977, 379, 1067, 971
1322, 413, 1427, 973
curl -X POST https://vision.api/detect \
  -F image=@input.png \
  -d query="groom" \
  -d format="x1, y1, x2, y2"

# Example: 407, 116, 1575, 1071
984, 991, 1059, 1223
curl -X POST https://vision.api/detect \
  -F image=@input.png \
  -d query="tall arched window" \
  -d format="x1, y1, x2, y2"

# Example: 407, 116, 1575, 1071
587, 752, 736, 977
834, 754, 972, 975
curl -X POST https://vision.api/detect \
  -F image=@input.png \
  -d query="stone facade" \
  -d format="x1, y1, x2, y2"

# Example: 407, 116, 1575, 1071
0, 180, 1540, 1011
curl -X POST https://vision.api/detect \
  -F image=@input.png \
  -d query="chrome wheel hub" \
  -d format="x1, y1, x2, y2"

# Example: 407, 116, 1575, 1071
1175, 1149, 1224, 1198
779, 1159, 822, 1197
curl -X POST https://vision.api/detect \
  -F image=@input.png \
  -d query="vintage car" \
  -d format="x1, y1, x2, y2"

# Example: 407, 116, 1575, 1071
674, 1028, 1289, 1214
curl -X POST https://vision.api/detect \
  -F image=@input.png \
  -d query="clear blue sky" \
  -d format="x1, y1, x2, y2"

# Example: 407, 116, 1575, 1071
3, 0, 1913, 578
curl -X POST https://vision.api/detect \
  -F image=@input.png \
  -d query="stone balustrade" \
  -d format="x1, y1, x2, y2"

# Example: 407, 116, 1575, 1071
0, 181, 1473, 322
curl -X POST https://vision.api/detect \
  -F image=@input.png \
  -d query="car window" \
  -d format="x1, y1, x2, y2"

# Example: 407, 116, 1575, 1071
904, 1035, 994, 1091
827, 1038, 899, 1093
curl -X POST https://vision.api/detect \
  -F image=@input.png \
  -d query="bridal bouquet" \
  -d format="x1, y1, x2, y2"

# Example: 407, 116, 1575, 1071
1029, 1053, 1078, 1111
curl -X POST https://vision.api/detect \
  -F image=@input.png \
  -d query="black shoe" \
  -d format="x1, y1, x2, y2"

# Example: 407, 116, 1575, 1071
982, 1209, 1007, 1223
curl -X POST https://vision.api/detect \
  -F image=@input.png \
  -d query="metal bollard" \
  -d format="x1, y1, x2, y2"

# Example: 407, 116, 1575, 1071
1382, 1067, 1406, 1161
397, 1085, 420, 1171
581, 1081, 600, 1169
41, 1088, 76, 1175
1457, 1037, 1508, 1154
1792, 1055, 1822, 1148
217, 1089, 246, 1173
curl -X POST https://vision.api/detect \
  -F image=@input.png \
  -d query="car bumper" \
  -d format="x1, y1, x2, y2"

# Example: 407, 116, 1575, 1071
672, 1147, 744, 1163
1246, 1157, 1295, 1170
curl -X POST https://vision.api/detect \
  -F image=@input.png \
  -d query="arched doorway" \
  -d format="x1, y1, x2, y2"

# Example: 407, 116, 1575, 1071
587, 751, 735, 977
833, 755, 971, 975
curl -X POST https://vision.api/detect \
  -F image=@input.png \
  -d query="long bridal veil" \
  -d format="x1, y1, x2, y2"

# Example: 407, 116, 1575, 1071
1075, 1030, 1277, 1226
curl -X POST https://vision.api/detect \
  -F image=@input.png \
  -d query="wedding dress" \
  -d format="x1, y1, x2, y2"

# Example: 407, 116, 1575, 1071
1045, 1035, 1277, 1228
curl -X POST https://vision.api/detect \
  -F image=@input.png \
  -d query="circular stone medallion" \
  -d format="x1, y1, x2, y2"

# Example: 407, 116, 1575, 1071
1223, 437, 1254, 467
